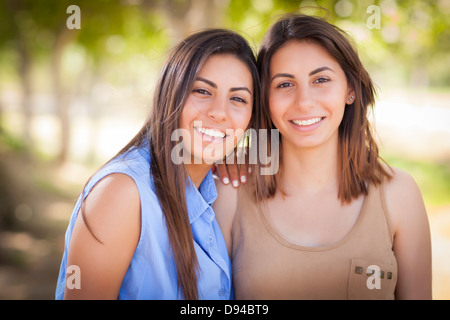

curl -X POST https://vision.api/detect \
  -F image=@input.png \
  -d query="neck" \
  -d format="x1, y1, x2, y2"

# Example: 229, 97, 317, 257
184, 163, 212, 189
279, 138, 339, 194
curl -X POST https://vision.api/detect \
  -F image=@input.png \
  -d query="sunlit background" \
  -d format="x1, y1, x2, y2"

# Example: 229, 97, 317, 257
0, 0, 449, 299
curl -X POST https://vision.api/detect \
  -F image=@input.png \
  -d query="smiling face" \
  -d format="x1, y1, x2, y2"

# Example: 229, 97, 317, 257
179, 53, 253, 165
269, 40, 355, 151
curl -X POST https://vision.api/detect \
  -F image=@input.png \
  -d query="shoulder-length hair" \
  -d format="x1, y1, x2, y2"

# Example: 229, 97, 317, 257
83, 29, 260, 300
254, 13, 391, 203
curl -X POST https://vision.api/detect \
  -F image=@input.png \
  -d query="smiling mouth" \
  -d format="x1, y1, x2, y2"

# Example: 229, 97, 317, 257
194, 126, 227, 141
290, 117, 323, 126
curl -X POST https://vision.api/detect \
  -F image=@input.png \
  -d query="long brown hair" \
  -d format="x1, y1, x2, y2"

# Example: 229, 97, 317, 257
82, 29, 259, 299
254, 13, 391, 203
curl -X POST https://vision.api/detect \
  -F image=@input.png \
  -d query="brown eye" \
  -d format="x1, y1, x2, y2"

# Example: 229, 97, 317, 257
313, 77, 330, 84
193, 88, 211, 95
231, 96, 247, 103
277, 82, 294, 88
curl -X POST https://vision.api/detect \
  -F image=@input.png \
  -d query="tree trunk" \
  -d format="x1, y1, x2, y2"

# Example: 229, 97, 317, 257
17, 38, 33, 157
6, 0, 33, 159
160, 0, 229, 43
51, 27, 78, 163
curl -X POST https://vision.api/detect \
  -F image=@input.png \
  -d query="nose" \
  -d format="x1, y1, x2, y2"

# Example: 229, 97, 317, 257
295, 83, 314, 111
207, 96, 227, 122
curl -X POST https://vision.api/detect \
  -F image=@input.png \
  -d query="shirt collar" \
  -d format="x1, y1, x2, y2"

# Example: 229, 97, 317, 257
186, 169, 218, 224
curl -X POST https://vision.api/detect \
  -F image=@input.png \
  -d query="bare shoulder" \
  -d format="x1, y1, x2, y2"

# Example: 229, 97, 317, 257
81, 173, 141, 244
386, 167, 420, 196
382, 166, 427, 232
381, 167, 432, 299
384, 166, 423, 205
66, 173, 141, 299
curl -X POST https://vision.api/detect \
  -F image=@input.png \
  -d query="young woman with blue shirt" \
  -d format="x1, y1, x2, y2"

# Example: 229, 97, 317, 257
55, 29, 260, 300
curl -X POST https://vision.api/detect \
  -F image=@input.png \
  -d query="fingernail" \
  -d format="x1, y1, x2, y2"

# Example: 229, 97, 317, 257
232, 180, 239, 188
223, 177, 230, 184
240, 175, 246, 183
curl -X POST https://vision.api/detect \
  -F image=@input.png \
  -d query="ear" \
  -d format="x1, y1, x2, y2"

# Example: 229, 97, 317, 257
346, 85, 356, 105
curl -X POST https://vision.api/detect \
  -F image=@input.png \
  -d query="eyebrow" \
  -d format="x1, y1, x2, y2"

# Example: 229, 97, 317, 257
230, 87, 251, 94
196, 77, 251, 94
271, 67, 335, 82
309, 66, 335, 76
196, 77, 217, 88
271, 73, 295, 82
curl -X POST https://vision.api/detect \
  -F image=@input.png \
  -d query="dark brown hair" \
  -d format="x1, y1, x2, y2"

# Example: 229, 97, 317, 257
82, 29, 259, 299
254, 13, 391, 203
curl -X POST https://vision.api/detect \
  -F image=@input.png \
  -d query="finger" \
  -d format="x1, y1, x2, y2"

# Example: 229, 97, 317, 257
239, 146, 251, 184
215, 163, 230, 185
226, 162, 241, 188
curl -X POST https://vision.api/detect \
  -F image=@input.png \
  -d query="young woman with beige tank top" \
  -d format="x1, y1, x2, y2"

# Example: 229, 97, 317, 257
214, 13, 432, 300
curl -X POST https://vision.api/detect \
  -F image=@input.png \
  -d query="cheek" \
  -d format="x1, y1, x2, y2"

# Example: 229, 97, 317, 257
228, 108, 252, 145
268, 99, 284, 128
180, 98, 205, 130
318, 85, 347, 115
179, 101, 194, 126
268, 88, 293, 119
231, 107, 252, 129
325, 95, 346, 119
243, 108, 253, 129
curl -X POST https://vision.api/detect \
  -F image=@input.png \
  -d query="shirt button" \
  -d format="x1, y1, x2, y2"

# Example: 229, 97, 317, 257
218, 289, 225, 296
208, 236, 214, 243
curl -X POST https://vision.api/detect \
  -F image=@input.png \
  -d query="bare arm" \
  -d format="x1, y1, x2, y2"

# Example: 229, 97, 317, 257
385, 167, 432, 299
64, 173, 141, 299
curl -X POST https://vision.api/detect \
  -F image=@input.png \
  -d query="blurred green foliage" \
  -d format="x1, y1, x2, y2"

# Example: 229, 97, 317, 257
0, 0, 449, 181
1, 0, 449, 85
385, 155, 450, 206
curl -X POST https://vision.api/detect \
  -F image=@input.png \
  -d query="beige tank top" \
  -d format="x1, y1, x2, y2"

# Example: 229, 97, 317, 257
232, 181, 398, 300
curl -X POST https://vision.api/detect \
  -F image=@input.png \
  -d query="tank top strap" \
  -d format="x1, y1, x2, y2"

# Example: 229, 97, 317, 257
378, 180, 395, 244
355, 180, 395, 248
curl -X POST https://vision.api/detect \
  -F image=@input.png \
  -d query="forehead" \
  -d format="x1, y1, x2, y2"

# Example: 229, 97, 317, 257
199, 54, 247, 73
271, 40, 341, 72
197, 54, 253, 86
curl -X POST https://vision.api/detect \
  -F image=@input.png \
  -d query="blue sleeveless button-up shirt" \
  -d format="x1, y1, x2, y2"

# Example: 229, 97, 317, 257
55, 145, 232, 299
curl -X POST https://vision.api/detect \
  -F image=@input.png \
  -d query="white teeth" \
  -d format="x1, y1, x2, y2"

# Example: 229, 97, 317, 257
291, 117, 322, 126
195, 127, 225, 138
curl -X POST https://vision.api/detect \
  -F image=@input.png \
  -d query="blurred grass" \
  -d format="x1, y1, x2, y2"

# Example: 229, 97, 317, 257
0, 128, 26, 153
384, 154, 450, 207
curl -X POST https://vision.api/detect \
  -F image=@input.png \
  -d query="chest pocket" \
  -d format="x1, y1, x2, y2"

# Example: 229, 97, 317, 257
348, 258, 397, 300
